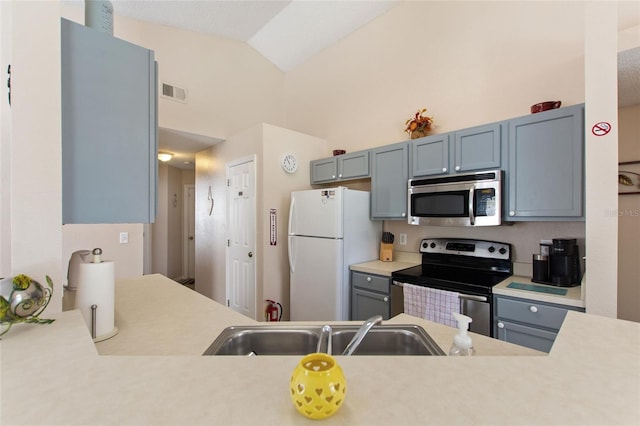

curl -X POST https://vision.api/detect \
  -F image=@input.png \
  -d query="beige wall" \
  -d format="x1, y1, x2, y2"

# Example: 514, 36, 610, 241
61, 224, 144, 281
195, 124, 325, 320
618, 104, 640, 322
151, 163, 184, 279
284, 1, 586, 152
260, 124, 326, 320
57, 3, 286, 297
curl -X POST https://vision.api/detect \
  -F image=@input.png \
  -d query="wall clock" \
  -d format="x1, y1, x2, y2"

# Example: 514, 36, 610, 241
281, 154, 298, 174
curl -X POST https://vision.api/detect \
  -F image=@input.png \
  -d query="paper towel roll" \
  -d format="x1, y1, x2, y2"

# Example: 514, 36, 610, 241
74, 260, 118, 341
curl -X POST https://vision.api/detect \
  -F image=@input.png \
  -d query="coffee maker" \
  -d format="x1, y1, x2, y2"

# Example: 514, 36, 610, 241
549, 238, 581, 287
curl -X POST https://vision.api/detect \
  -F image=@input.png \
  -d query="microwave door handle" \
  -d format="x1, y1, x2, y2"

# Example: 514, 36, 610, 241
468, 185, 475, 225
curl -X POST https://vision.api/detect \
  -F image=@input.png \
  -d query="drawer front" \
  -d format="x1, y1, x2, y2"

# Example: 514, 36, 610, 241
495, 319, 557, 353
495, 297, 569, 330
351, 272, 390, 294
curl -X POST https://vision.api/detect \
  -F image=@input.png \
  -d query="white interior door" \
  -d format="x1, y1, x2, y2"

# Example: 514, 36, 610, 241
226, 156, 256, 319
183, 184, 195, 279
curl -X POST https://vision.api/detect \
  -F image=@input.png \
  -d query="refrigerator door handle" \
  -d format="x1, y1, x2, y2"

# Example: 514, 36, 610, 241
288, 197, 296, 236
288, 236, 295, 273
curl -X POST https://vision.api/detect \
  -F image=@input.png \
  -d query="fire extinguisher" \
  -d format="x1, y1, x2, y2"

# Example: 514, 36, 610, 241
265, 299, 283, 322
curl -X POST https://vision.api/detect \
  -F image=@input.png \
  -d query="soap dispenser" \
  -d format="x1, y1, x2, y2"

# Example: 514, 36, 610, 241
449, 313, 476, 356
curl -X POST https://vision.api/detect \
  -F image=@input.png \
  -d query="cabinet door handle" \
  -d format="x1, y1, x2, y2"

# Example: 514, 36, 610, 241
366, 277, 372, 282
529, 306, 538, 313
442, 167, 447, 172
509, 210, 516, 216
338, 174, 342, 178
383, 297, 389, 302
455, 165, 461, 171
497, 321, 505, 329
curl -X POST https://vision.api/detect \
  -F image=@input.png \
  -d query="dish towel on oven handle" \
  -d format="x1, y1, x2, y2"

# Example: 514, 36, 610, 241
403, 283, 460, 327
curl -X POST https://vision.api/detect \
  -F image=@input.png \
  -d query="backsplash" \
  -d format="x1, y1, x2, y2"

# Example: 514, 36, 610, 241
385, 220, 586, 266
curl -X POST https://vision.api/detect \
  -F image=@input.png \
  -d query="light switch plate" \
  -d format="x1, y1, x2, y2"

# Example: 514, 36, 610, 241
399, 234, 407, 245
119, 232, 129, 244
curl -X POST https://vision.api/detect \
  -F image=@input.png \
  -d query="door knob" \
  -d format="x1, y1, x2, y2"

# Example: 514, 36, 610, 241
248, 252, 253, 258
189, 236, 194, 241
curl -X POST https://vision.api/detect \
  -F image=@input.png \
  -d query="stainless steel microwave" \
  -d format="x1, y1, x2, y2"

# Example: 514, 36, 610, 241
408, 170, 503, 227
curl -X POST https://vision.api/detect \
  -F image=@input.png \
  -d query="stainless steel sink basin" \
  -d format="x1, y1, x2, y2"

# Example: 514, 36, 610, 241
203, 324, 444, 356
331, 325, 444, 356
203, 325, 319, 355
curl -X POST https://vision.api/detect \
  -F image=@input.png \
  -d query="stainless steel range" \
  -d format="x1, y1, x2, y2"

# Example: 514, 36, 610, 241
391, 238, 512, 337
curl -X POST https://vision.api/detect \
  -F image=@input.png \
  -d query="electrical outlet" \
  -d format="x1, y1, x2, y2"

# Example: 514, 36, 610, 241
399, 234, 407, 246
119, 232, 129, 244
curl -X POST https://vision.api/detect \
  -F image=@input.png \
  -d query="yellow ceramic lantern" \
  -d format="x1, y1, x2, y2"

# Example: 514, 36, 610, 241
290, 353, 346, 419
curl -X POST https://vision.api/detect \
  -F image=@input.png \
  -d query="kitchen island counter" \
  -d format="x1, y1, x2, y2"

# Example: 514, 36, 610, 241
1, 274, 638, 425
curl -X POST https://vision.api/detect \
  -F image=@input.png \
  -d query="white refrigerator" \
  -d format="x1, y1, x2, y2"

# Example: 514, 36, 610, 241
288, 187, 382, 321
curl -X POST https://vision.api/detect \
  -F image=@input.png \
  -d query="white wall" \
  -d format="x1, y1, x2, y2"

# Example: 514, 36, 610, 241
4, 1, 63, 312
583, 3, 619, 318
0, 0, 12, 277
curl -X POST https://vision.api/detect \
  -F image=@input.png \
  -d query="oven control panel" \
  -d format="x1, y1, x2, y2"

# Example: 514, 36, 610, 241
419, 238, 511, 260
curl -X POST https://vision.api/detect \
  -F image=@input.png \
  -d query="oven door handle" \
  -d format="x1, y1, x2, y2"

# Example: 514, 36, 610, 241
392, 281, 488, 303
468, 185, 475, 226
459, 294, 488, 303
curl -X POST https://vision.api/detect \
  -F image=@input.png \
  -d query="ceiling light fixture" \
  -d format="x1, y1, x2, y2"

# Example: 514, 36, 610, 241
158, 152, 174, 162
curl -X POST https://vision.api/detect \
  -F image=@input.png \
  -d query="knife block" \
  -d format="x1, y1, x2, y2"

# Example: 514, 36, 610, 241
380, 243, 393, 262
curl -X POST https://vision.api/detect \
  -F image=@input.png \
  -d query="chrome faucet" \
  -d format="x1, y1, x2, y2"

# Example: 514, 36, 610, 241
317, 325, 332, 355
342, 315, 383, 356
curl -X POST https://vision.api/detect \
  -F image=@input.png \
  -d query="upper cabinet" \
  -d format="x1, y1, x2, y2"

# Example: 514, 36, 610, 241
370, 142, 409, 220
505, 104, 584, 220
452, 122, 503, 173
310, 150, 370, 183
411, 122, 503, 178
411, 134, 450, 176
61, 19, 157, 224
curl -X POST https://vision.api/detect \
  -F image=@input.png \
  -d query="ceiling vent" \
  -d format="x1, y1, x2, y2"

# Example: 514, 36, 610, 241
161, 82, 188, 103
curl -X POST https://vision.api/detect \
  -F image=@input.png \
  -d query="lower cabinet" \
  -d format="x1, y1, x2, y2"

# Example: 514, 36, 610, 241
351, 271, 391, 320
493, 294, 584, 353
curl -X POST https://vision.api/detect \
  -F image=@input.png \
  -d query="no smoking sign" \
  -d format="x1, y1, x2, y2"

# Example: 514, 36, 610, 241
592, 122, 612, 136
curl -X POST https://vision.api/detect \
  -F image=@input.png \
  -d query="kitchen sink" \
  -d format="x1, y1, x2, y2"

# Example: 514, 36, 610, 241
203, 324, 445, 356
330, 325, 444, 356
202, 326, 319, 356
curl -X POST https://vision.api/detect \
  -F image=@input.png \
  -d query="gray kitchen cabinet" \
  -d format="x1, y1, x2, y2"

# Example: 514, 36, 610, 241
351, 271, 391, 320
310, 157, 338, 183
453, 122, 503, 172
310, 150, 370, 183
493, 294, 584, 353
411, 134, 450, 177
371, 142, 409, 219
505, 104, 584, 220
411, 123, 502, 178
61, 18, 157, 224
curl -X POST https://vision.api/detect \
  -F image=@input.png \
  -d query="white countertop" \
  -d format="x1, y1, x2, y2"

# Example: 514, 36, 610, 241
350, 251, 420, 277
1, 274, 638, 425
493, 275, 585, 308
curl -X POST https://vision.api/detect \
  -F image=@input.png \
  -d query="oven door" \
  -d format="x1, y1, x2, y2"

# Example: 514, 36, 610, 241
392, 281, 492, 337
